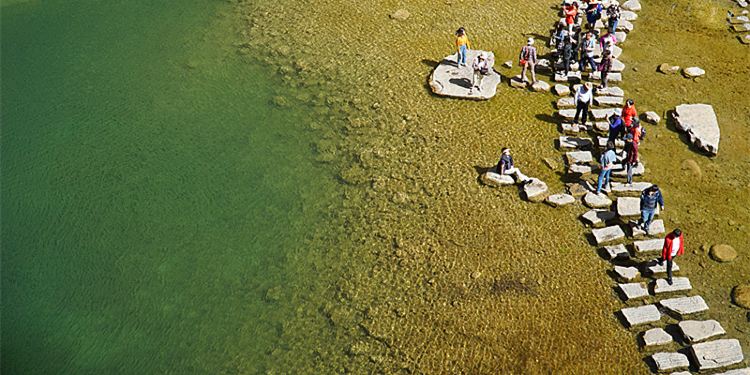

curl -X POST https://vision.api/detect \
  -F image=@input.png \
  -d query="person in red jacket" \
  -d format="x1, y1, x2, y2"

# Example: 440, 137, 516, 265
660, 228, 684, 285
621, 99, 638, 129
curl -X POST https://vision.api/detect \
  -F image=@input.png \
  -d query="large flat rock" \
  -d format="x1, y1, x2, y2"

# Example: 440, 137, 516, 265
651, 352, 690, 372
595, 96, 624, 107
634, 238, 665, 253
617, 197, 642, 217
615, 265, 639, 280
592, 225, 625, 245
611, 181, 653, 196
523, 178, 549, 202
595, 86, 625, 97
582, 209, 616, 227
589, 71, 623, 82
605, 244, 631, 260
679, 319, 726, 343
660, 296, 709, 318
545, 193, 575, 207
559, 136, 593, 149
611, 161, 645, 177
674, 104, 720, 155
690, 339, 745, 371
642, 328, 674, 347
631, 219, 665, 237
620, 304, 661, 327
619, 282, 649, 300
584, 192, 613, 209
653, 277, 692, 294
430, 51, 501, 100
592, 107, 622, 120
644, 259, 680, 275
557, 97, 576, 108
481, 172, 516, 187
554, 71, 582, 83
566, 151, 594, 164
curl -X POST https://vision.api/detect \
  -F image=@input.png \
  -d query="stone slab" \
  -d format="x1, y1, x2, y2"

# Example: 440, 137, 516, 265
652, 352, 690, 372
621, 10, 638, 21
614, 265, 639, 280
546, 193, 575, 207
634, 238, 665, 253
631, 219, 665, 237
561, 123, 591, 135
617, 197, 642, 217
654, 277, 692, 294
592, 107, 622, 120
678, 319, 726, 343
554, 71, 582, 82
583, 209, 617, 227
481, 172, 516, 187
690, 339, 744, 371
589, 71, 623, 82
605, 244, 631, 260
619, 282, 649, 300
674, 104, 720, 155
595, 96, 625, 107
595, 86, 625, 97
553, 83, 570, 96
430, 51, 501, 100
523, 178, 549, 203
714, 368, 750, 375
611, 161, 645, 177
660, 296, 709, 318
610, 59, 626, 72
643, 327, 674, 347
620, 304, 661, 327
645, 259, 680, 275
583, 192, 613, 209
557, 97, 576, 108
559, 136, 593, 149
597, 136, 626, 150
569, 164, 594, 174
566, 151, 594, 164
592, 225, 626, 245
611, 181, 653, 196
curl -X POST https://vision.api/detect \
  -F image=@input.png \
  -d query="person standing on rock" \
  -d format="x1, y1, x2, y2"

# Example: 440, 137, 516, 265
606, 1, 621, 34
561, 37, 575, 76
598, 49, 613, 89
579, 32, 598, 73
585, 0, 603, 30
519, 38, 538, 83
471, 52, 490, 93
622, 99, 638, 129
596, 141, 617, 194
598, 31, 617, 54
622, 133, 638, 184
660, 228, 684, 285
496, 148, 531, 184
573, 82, 594, 126
639, 185, 664, 234
564, 1, 579, 33
455, 27, 471, 67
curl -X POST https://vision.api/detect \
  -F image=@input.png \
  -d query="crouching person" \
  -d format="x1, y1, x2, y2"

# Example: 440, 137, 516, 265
497, 148, 531, 184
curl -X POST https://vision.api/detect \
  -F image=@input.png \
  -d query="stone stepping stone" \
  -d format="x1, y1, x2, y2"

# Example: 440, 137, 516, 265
567, 180, 595, 197
621, 10, 638, 21
729, 15, 750, 24
561, 123, 590, 135
611, 181, 652, 196
644, 111, 661, 124
615, 31, 628, 43
660, 296, 709, 318
481, 172, 516, 187
553, 83, 570, 96
644, 259, 680, 275
617, 19, 635, 33
593, 120, 609, 133
558, 109, 577, 120
741, 34, 750, 44
611, 161, 645, 177
557, 97, 576, 108
594, 44, 623, 59
642, 327, 674, 347
732, 23, 750, 32
622, 0, 642, 11
673, 104, 720, 156
631, 219, 665, 237
592, 225, 625, 245
569, 164, 594, 174
605, 244, 631, 260
690, 339, 745, 371
566, 151, 593, 164
545, 193, 575, 207
713, 368, 750, 375
559, 135, 593, 149
595, 86, 625, 97
670, 372, 692, 375
429, 51, 502, 100
583, 192, 613, 209
594, 96, 624, 107
616, 197, 642, 217
620, 304, 661, 327
634, 238, 665, 253
523, 178, 549, 202
678, 319, 725, 343
582, 209, 616, 227
614, 265, 639, 280
589, 71, 623, 82
619, 282, 649, 300
654, 277, 692, 294
554, 71, 582, 82
596, 136, 624, 149
610, 59, 626, 72
510, 75, 529, 88
591, 107, 622, 120
651, 352, 690, 372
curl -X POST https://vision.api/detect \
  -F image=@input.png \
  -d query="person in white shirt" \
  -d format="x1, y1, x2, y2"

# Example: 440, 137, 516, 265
660, 228, 684, 285
471, 52, 490, 93
573, 82, 594, 126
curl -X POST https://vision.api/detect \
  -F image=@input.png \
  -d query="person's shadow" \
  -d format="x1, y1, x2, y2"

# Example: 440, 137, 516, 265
449, 78, 473, 89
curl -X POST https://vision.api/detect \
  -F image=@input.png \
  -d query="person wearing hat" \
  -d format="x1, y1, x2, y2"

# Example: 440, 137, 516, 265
519, 37, 538, 83
496, 147, 531, 184
573, 82, 594, 126
660, 228, 684, 285
471, 52, 490, 93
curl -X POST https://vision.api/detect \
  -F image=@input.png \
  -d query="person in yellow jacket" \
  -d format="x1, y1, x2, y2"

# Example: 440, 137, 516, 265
455, 27, 471, 67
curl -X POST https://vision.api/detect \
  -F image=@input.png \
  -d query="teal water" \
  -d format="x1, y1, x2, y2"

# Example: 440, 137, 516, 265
1, 1, 339, 373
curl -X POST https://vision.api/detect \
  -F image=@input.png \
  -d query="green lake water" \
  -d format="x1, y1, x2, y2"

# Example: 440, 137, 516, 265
1, 1, 339, 373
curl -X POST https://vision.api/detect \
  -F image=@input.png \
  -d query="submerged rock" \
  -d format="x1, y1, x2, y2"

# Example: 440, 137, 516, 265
658, 63, 681, 74
683, 66, 706, 78
429, 50, 501, 100
673, 104, 721, 155
709, 244, 737, 262
481, 172, 516, 187
389, 9, 410, 20
732, 284, 750, 309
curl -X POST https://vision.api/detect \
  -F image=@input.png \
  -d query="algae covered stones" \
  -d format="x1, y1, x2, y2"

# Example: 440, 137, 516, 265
732, 284, 750, 309
683, 66, 706, 78
709, 244, 738, 262
430, 50, 501, 100
673, 104, 720, 155
389, 9, 410, 20
481, 172, 516, 187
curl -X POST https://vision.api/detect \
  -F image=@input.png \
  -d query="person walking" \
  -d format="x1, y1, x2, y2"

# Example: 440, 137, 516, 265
622, 99, 638, 129
562, 37, 575, 76
660, 228, 684, 285
455, 27, 471, 67
640, 185, 664, 234
573, 82, 594, 126
579, 31, 598, 73
623, 133, 638, 184
598, 49, 613, 88
519, 37, 538, 83
606, 1, 621, 34
596, 141, 617, 194
471, 52, 490, 93
496, 148, 531, 183
630, 117, 645, 145
586, 0, 603, 30
607, 112, 624, 144
599, 31, 617, 54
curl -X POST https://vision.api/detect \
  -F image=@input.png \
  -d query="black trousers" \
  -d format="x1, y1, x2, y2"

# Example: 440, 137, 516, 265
666, 258, 673, 280
574, 100, 589, 125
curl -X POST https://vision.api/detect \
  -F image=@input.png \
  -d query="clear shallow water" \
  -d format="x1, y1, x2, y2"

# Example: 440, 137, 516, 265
1, 1, 340, 373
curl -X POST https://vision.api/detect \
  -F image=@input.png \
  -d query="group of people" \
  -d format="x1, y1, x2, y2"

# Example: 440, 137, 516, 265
595, 97, 645, 193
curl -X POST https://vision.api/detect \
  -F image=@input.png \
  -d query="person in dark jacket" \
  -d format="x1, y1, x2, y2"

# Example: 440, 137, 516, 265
640, 185, 665, 234
607, 113, 624, 144
496, 147, 531, 184
561, 38, 575, 76
660, 228, 684, 285
598, 49, 613, 89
